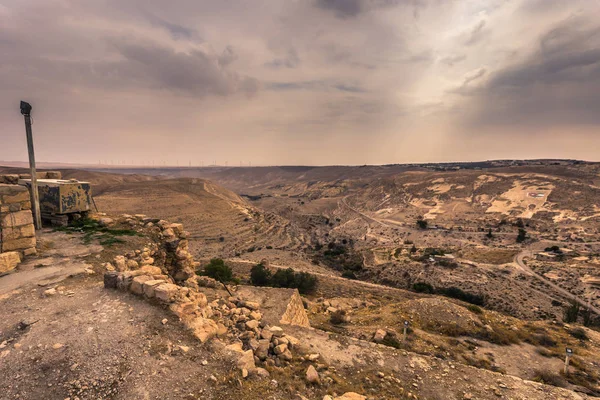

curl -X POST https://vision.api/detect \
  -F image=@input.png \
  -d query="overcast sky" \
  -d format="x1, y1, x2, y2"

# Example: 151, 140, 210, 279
1, 0, 599, 165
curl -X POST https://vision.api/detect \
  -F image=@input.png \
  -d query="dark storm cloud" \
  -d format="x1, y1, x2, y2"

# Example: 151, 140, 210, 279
109, 40, 259, 97
461, 16, 600, 126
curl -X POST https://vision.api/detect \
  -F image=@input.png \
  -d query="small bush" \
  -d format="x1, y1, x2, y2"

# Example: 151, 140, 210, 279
250, 263, 272, 286
413, 282, 434, 293
341, 270, 357, 280
438, 287, 485, 306
272, 268, 296, 288
569, 327, 588, 341
203, 258, 233, 282
532, 370, 567, 388
295, 272, 318, 294
563, 301, 580, 323
416, 218, 428, 229
466, 304, 483, 314
269, 268, 318, 294
330, 309, 347, 325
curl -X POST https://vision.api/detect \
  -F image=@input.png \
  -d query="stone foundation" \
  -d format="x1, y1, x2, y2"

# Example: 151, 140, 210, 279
0, 184, 36, 273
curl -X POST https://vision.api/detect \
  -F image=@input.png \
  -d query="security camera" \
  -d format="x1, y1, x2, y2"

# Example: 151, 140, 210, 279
20, 101, 32, 115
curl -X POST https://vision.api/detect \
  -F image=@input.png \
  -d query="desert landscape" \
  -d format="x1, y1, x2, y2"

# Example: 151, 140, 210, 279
2, 160, 599, 399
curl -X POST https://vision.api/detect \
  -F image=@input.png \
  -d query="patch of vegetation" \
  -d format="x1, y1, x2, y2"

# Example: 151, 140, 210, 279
516, 228, 527, 243
313, 241, 363, 274
249, 265, 318, 294
250, 263, 272, 286
416, 217, 428, 229
341, 270, 357, 280
563, 300, 580, 323
54, 218, 139, 246
412, 282, 434, 293
437, 287, 485, 306
568, 327, 588, 341
532, 369, 567, 388
466, 304, 483, 314
201, 258, 234, 282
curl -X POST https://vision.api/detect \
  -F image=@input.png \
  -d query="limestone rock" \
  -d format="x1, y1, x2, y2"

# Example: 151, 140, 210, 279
373, 329, 387, 343
188, 317, 218, 343
0, 251, 21, 274
154, 283, 179, 303
334, 393, 366, 400
306, 365, 320, 385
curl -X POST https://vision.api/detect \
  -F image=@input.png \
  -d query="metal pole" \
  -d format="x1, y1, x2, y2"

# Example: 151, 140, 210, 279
21, 102, 42, 230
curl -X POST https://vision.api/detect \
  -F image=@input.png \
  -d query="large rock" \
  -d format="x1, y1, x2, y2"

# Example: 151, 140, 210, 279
154, 283, 180, 303
334, 393, 366, 400
373, 329, 387, 343
306, 365, 320, 385
188, 317, 219, 343
103, 271, 119, 289
143, 279, 166, 298
130, 275, 152, 295
0, 251, 21, 274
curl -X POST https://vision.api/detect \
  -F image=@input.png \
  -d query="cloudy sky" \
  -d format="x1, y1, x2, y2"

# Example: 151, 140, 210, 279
1, 0, 599, 165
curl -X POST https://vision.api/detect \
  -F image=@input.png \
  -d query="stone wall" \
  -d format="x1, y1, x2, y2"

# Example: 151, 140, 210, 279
0, 171, 62, 184
0, 184, 36, 274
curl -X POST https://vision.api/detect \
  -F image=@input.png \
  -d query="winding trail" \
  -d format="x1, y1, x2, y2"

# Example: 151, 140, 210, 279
513, 250, 600, 315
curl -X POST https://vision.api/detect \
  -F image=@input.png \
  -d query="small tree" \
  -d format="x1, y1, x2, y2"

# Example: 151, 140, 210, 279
516, 228, 527, 243
410, 244, 417, 254
486, 228, 493, 239
250, 263, 272, 286
416, 217, 428, 229
563, 300, 580, 323
295, 271, 318, 294
203, 258, 233, 282
272, 268, 296, 288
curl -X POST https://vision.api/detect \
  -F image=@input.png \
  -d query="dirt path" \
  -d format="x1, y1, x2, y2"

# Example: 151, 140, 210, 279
513, 250, 600, 315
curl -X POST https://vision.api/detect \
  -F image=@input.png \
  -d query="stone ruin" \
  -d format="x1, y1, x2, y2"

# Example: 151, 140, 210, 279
0, 184, 36, 274
102, 214, 312, 378
0, 171, 63, 274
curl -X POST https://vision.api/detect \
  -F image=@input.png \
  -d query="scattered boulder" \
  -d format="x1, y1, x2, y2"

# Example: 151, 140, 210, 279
306, 365, 320, 385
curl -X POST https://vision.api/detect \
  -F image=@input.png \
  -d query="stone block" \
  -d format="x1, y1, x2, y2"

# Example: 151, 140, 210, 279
130, 275, 152, 295
1, 210, 34, 228
0, 251, 21, 274
154, 283, 179, 303
142, 279, 166, 298
46, 171, 62, 179
2, 236, 36, 252
0, 185, 29, 204
23, 247, 37, 256
20, 200, 31, 210
0, 175, 19, 185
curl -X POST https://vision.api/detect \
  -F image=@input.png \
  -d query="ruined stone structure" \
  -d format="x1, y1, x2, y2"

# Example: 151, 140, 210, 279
0, 171, 62, 274
0, 184, 36, 273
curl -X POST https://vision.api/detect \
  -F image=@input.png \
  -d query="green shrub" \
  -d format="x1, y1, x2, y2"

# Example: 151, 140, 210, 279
268, 268, 318, 294
250, 263, 272, 286
295, 272, 318, 294
516, 228, 527, 243
416, 218, 428, 229
203, 258, 233, 282
466, 304, 483, 314
272, 268, 296, 288
412, 282, 434, 293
